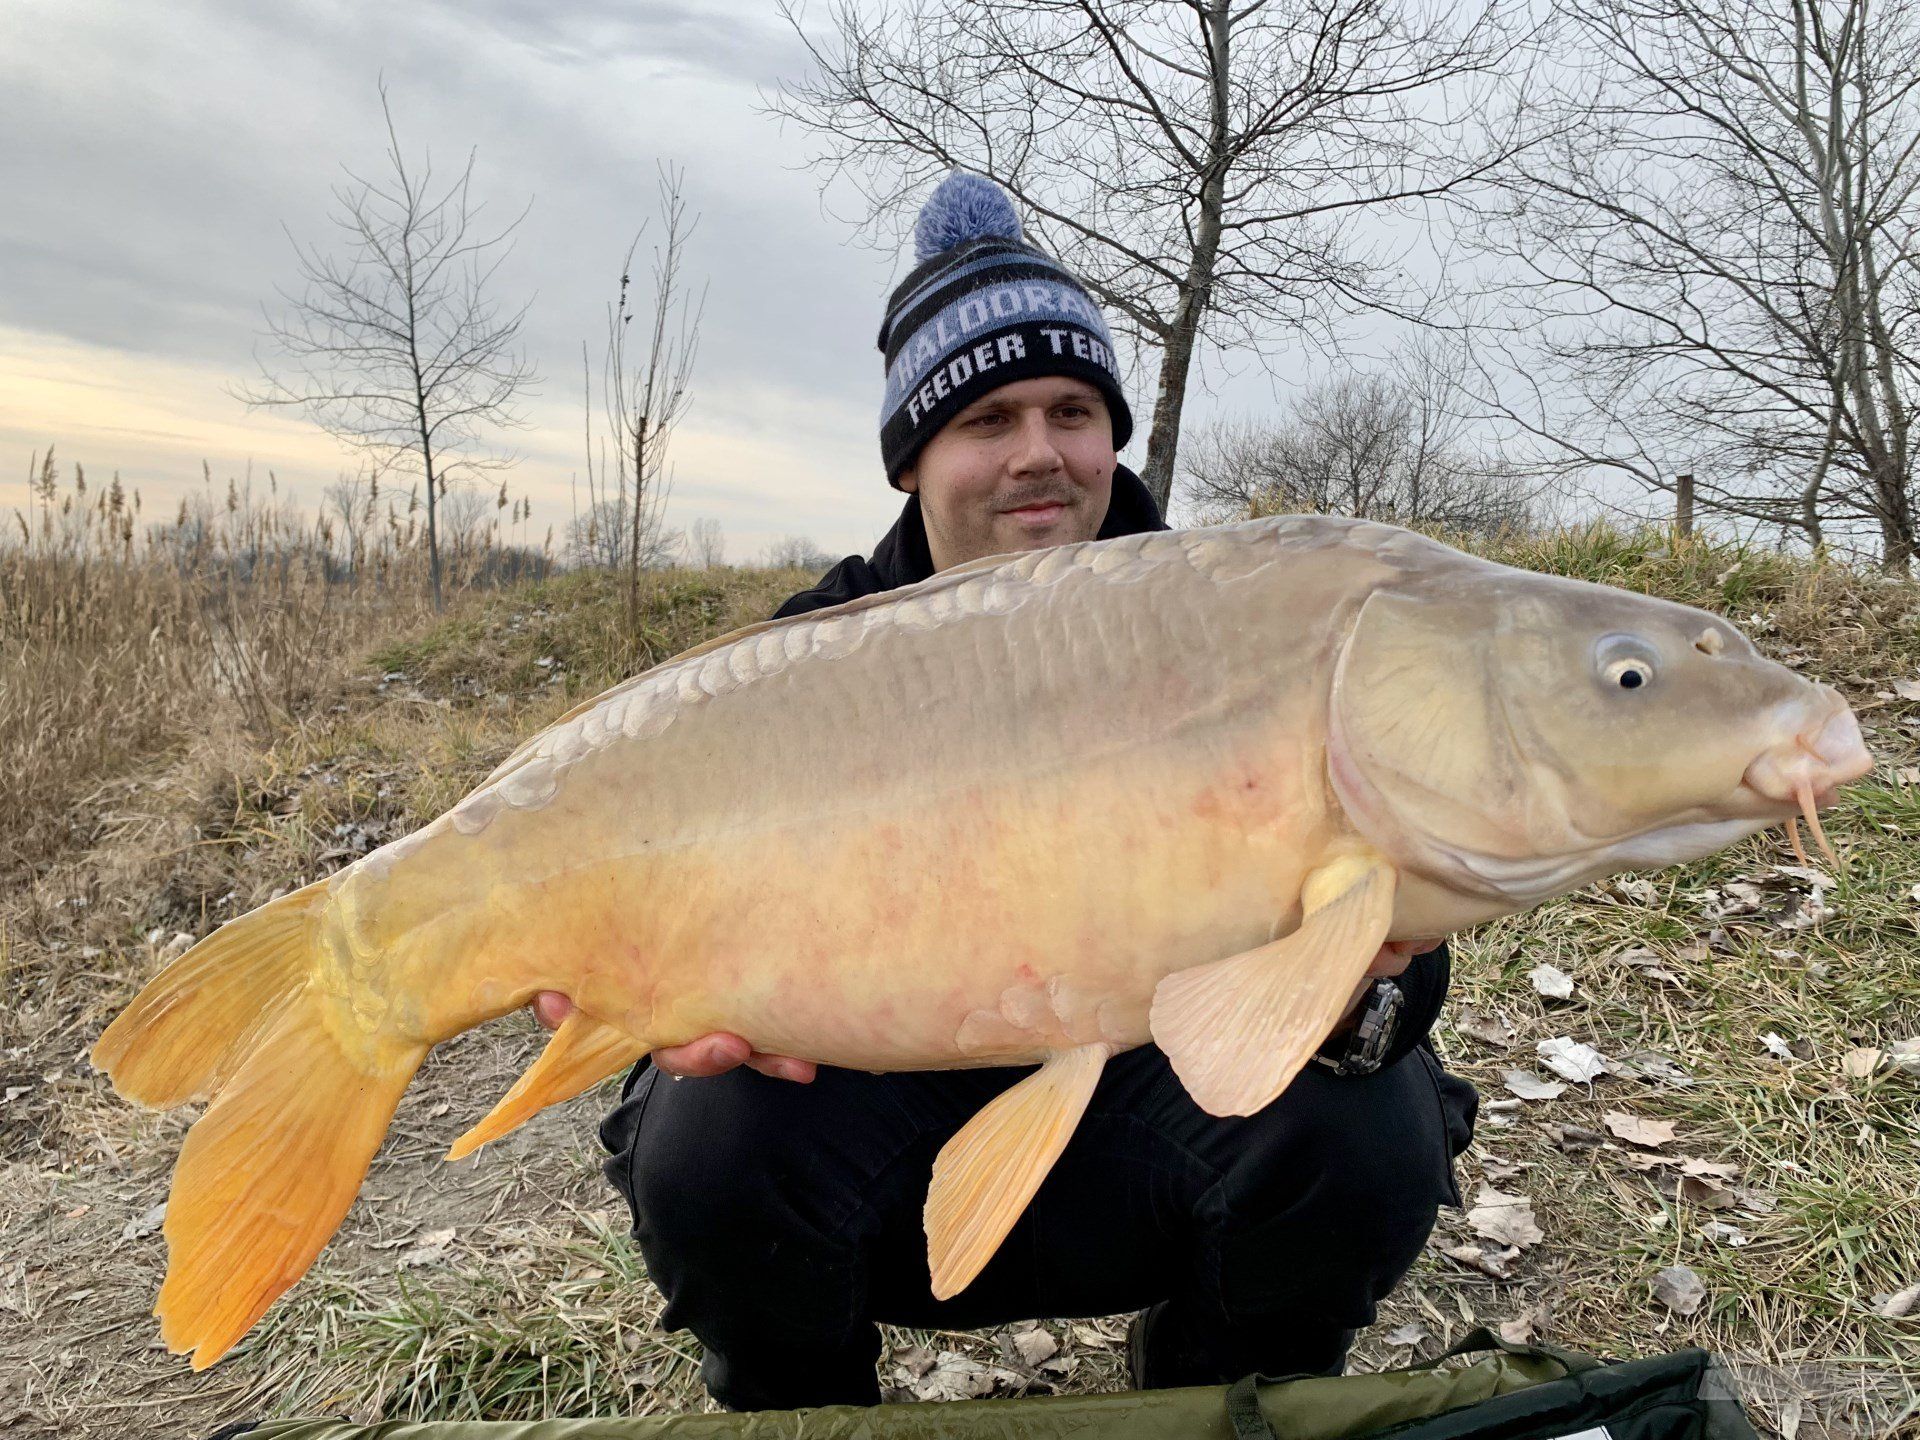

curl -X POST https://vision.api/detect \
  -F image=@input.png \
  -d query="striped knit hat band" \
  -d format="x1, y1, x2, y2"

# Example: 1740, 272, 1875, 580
877, 175, 1133, 487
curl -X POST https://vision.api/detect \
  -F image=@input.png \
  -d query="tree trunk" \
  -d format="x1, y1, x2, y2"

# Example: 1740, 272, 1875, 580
421, 444, 442, 611
627, 415, 647, 647
1874, 455, 1915, 575
1674, 472, 1693, 538
1139, 316, 1203, 514
1137, 0, 1232, 519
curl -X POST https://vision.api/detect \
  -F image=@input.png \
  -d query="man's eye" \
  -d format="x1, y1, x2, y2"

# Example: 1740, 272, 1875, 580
1056, 406, 1088, 419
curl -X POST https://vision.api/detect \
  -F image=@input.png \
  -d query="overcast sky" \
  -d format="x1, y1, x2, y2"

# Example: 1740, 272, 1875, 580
1, 0, 1341, 563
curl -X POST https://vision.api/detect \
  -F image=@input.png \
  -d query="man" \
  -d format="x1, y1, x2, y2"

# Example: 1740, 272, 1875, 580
538, 174, 1476, 1412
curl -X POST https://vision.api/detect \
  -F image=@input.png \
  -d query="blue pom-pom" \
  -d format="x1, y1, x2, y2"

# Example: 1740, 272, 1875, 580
914, 172, 1022, 264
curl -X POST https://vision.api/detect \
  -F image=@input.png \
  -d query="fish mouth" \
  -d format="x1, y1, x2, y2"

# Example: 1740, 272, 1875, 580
1736, 698, 1873, 866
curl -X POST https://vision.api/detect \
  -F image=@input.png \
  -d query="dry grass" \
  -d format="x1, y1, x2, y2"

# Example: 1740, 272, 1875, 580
0, 514, 1915, 1438
0, 455, 552, 886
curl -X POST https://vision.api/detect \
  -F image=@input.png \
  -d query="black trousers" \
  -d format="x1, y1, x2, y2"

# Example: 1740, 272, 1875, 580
599, 1043, 1477, 1411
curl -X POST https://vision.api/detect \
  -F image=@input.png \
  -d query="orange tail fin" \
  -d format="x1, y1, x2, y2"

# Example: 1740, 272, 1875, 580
91, 883, 427, 1369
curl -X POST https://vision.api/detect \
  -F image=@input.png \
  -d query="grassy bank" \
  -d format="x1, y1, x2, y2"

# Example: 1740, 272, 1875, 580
0, 523, 1914, 1438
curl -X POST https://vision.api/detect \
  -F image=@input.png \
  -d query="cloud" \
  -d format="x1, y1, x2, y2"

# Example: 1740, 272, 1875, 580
0, 0, 924, 557
452, 0, 809, 84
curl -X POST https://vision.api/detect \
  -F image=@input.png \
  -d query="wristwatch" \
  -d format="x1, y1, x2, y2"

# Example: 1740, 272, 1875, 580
1312, 978, 1405, 1076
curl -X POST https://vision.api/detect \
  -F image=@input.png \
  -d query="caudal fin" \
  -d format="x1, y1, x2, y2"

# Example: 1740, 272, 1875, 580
90, 883, 427, 1369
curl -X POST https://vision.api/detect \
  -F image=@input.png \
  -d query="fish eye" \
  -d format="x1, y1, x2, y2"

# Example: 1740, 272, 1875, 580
1594, 635, 1657, 692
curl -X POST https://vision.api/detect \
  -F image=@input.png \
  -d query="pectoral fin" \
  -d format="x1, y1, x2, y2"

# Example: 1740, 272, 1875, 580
925, 1042, 1111, 1300
1151, 854, 1396, 1117
447, 1011, 648, 1161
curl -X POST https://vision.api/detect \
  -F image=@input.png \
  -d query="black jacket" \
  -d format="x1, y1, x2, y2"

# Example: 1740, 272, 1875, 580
769, 464, 1449, 1072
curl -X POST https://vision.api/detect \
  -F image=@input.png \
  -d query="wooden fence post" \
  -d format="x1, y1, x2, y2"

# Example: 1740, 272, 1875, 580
1675, 473, 1695, 538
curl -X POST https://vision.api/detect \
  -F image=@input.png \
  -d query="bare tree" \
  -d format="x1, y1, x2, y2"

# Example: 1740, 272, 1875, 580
567, 500, 685, 572
762, 535, 839, 571
688, 516, 726, 568
1461, 0, 1920, 570
583, 165, 707, 653
437, 485, 493, 562
770, 0, 1524, 511
1181, 362, 1538, 533
240, 83, 537, 607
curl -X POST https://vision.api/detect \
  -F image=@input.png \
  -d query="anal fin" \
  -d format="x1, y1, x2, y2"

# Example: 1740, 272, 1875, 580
925, 1042, 1110, 1300
1151, 854, 1396, 1117
447, 1011, 648, 1161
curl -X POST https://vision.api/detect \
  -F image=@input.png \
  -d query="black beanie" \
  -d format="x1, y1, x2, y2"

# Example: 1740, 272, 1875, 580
877, 173, 1134, 488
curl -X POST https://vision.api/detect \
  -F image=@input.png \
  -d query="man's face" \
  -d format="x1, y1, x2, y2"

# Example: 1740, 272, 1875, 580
898, 376, 1116, 572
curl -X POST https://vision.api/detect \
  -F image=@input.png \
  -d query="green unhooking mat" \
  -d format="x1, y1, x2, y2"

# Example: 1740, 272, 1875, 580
225, 1331, 1762, 1440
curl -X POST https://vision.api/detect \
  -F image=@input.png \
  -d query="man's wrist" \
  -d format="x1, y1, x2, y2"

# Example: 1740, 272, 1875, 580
1314, 978, 1406, 1076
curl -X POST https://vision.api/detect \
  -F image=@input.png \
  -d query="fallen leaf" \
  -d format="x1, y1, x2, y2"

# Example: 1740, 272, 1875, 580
120, 1203, 166, 1241
1702, 1221, 1749, 1248
1537, 1036, 1610, 1084
1010, 1328, 1058, 1367
1547, 1124, 1604, 1151
1888, 1039, 1920, 1075
1529, 963, 1575, 1000
1613, 1051, 1695, 1087
1382, 1321, 1431, 1347
397, 1227, 457, 1268
1652, 1264, 1707, 1316
1667, 1173, 1739, 1210
1760, 1032, 1797, 1062
1468, 1187, 1545, 1248
1872, 1281, 1920, 1319
1620, 1151, 1678, 1171
1605, 1112, 1678, 1148
1610, 876, 1661, 905
1503, 1069, 1567, 1102
1456, 1005, 1517, 1048
909, 1352, 1019, 1402
1444, 1242, 1522, 1279
1769, 864, 1837, 889
1498, 1303, 1549, 1344
1682, 1157, 1741, 1180
1843, 1047, 1884, 1079
1892, 678, 1920, 701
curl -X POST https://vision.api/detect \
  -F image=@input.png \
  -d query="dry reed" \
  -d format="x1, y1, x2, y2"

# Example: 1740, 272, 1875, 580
0, 450, 549, 881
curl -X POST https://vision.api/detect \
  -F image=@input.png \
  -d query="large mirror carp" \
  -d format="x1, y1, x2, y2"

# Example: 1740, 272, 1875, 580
92, 515, 1873, 1368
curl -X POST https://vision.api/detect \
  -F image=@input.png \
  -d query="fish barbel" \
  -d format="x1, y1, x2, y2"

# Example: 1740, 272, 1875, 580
92, 515, 1873, 1368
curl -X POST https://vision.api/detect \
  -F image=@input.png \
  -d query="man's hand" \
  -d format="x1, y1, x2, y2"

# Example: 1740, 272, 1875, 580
1368, 937, 1441, 979
1329, 937, 1444, 1038
530, 991, 817, 1083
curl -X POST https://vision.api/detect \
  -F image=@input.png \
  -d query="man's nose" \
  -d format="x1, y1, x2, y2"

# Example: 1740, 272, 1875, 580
1007, 410, 1065, 475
